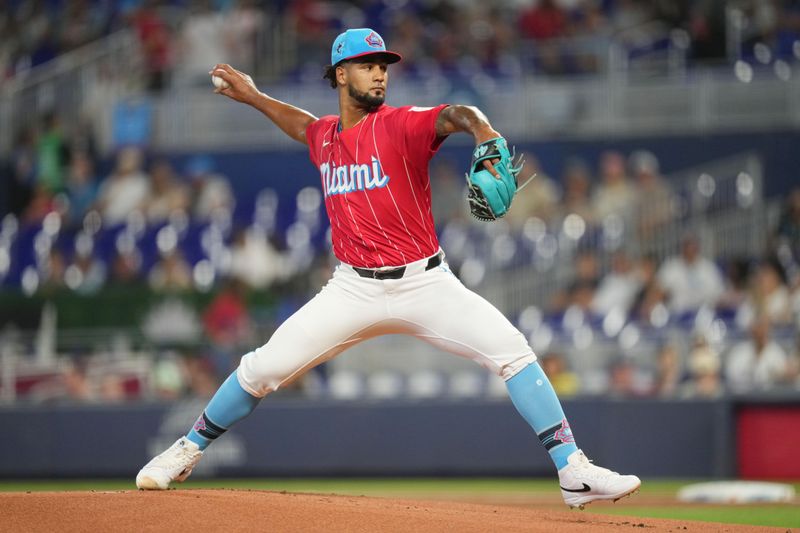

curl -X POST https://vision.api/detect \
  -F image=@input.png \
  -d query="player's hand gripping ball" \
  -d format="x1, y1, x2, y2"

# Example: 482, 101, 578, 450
465, 137, 524, 221
211, 74, 230, 90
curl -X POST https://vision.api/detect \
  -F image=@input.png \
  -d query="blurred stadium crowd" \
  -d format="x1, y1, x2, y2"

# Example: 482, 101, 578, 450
1, 0, 800, 406
3, 0, 800, 86
2, 109, 800, 404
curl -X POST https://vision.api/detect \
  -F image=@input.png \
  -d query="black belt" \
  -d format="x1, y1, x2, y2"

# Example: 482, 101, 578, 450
352, 252, 443, 280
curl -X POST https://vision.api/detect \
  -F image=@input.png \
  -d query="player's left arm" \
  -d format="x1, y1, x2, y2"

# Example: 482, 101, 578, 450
435, 105, 502, 177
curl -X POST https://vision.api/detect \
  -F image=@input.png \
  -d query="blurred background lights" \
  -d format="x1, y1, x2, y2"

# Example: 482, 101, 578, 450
734, 60, 753, 83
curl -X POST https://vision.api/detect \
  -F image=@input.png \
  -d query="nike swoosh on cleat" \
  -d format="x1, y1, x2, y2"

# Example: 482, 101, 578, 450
560, 483, 591, 493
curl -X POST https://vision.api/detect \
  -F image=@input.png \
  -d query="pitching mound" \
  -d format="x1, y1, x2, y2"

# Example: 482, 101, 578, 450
2, 489, 777, 532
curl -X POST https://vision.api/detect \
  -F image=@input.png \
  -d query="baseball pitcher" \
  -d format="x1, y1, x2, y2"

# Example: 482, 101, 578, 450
136, 28, 640, 509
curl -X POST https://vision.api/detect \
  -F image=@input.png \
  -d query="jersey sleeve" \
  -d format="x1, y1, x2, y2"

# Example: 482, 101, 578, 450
392, 104, 450, 167
305, 119, 322, 166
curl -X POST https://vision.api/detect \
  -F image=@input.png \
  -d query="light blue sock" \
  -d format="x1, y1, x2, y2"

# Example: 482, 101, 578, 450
506, 362, 579, 470
186, 371, 261, 451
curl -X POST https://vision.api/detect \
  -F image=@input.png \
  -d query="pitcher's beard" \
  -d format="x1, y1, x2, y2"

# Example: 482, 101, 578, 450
349, 85, 385, 111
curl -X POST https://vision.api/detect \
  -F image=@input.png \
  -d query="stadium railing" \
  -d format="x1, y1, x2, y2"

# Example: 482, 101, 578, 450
142, 72, 800, 151
0, 30, 142, 155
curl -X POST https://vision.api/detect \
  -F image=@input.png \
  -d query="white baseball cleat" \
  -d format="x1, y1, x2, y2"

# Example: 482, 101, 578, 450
136, 437, 203, 490
558, 449, 641, 509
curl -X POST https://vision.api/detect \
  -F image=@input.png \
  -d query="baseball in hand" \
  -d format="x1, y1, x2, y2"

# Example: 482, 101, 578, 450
211, 74, 230, 90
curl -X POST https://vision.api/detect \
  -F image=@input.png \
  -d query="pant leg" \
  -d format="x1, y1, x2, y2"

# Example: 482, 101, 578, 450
237, 266, 393, 397
386, 263, 536, 380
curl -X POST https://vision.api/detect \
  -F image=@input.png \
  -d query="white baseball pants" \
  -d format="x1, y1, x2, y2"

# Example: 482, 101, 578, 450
237, 251, 536, 397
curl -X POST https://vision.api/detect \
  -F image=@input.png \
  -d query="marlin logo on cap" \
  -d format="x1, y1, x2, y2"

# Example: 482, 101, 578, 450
365, 31, 383, 48
336, 41, 344, 54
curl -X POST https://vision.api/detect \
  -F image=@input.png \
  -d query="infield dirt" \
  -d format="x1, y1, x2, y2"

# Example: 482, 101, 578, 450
1, 489, 786, 532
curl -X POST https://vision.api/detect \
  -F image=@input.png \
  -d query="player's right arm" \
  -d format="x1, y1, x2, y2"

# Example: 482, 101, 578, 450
210, 64, 317, 146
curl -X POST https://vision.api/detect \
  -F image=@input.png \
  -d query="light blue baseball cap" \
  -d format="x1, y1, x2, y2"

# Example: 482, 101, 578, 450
330, 28, 402, 66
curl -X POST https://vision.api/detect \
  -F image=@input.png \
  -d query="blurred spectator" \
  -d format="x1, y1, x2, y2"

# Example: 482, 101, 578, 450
385, 11, 425, 74
5, 129, 37, 217
630, 150, 672, 239
225, 0, 265, 74
149, 249, 193, 292
21, 185, 58, 225
519, 0, 567, 74
717, 258, 752, 314
789, 334, 800, 386
653, 343, 682, 397
591, 251, 641, 316
39, 248, 66, 292
230, 226, 286, 289
631, 254, 664, 322
519, 0, 567, 41
144, 159, 191, 223
98, 374, 129, 403
688, 0, 726, 60
539, 351, 580, 397
96, 147, 150, 225
558, 157, 595, 225
185, 155, 235, 221
63, 359, 92, 401
657, 235, 724, 314
109, 248, 144, 286
430, 158, 467, 224
131, 0, 174, 92
153, 351, 189, 400
64, 242, 107, 295
737, 259, 792, 327
682, 337, 724, 398
505, 153, 559, 227
203, 278, 254, 378
58, 0, 106, 52
36, 112, 69, 194
550, 250, 599, 313
174, 0, 229, 86
474, 6, 517, 71
592, 151, 638, 222
285, 0, 332, 67
570, 1, 612, 73
775, 188, 800, 282
64, 152, 99, 227
184, 354, 219, 397
725, 317, 792, 393
608, 358, 647, 397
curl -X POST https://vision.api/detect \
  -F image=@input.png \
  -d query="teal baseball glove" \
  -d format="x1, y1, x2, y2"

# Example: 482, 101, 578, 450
465, 137, 524, 221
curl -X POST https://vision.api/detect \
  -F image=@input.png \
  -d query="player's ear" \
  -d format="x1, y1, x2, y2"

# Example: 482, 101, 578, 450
336, 64, 347, 87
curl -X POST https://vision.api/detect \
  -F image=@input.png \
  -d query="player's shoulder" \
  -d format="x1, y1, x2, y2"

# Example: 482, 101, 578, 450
307, 115, 339, 137
383, 105, 442, 116
311, 114, 339, 127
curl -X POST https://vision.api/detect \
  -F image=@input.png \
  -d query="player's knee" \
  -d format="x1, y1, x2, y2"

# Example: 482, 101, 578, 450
499, 352, 538, 381
237, 348, 300, 397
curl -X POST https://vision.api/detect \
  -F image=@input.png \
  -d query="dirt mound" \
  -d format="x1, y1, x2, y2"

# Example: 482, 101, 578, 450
1, 489, 777, 532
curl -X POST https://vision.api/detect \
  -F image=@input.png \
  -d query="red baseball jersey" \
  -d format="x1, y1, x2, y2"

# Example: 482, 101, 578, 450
305, 104, 450, 268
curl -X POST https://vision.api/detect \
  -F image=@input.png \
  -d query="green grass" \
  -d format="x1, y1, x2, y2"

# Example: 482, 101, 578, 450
2, 479, 798, 528
599, 505, 800, 528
